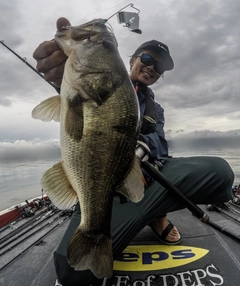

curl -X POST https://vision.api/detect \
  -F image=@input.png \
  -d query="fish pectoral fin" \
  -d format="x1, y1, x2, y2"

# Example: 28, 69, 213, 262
32, 95, 61, 122
41, 162, 78, 209
67, 228, 113, 279
116, 157, 145, 203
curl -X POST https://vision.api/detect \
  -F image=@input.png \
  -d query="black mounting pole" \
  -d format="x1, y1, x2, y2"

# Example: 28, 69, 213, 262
135, 141, 240, 243
141, 161, 240, 243
143, 161, 207, 219
142, 161, 208, 219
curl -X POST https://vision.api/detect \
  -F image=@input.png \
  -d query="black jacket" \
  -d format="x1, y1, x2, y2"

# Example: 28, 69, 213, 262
133, 81, 169, 159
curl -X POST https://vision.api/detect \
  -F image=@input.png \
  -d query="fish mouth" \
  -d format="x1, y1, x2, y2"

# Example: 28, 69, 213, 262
55, 19, 106, 37
55, 19, 117, 48
56, 25, 72, 33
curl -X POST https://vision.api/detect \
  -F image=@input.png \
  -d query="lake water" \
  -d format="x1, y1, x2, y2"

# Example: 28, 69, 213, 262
0, 148, 239, 211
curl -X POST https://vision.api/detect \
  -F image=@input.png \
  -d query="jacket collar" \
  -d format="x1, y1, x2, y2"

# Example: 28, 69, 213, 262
132, 81, 155, 99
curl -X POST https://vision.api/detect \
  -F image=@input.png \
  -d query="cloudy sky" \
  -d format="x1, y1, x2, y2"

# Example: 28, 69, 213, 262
0, 0, 239, 148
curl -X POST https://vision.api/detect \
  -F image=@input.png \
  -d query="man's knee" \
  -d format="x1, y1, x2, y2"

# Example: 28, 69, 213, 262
191, 156, 234, 203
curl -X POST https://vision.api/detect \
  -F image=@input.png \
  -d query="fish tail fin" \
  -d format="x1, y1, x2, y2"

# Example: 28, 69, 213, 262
67, 227, 113, 279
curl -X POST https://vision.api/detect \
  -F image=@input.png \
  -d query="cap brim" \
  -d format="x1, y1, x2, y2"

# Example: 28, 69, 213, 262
146, 45, 174, 71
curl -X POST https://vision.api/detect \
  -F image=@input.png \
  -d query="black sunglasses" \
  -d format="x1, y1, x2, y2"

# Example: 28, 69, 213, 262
137, 53, 164, 74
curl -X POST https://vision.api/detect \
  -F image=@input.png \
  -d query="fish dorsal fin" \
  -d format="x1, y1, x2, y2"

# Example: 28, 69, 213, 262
115, 157, 145, 203
32, 95, 61, 122
41, 161, 78, 210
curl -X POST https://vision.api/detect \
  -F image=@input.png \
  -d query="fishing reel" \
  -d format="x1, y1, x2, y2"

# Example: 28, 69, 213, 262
232, 185, 240, 203
206, 204, 215, 211
23, 206, 35, 217
232, 195, 240, 204
135, 140, 151, 162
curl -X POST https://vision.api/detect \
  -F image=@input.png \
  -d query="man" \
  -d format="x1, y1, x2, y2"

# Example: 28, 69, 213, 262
33, 18, 234, 286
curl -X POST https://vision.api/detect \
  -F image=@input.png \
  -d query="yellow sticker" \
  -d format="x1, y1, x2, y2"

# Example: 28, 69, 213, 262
114, 245, 209, 271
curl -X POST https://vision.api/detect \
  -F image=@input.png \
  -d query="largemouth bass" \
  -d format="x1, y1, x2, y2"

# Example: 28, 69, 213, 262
32, 18, 144, 279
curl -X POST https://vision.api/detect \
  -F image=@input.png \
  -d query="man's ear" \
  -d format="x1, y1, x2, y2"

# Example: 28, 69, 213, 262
129, 57, 135, 69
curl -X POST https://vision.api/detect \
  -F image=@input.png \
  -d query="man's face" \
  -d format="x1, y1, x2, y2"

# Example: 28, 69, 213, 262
129, 49, 163, 86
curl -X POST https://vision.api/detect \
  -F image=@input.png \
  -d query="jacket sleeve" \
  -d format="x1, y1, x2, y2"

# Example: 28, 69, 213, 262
138, 103, 169, 159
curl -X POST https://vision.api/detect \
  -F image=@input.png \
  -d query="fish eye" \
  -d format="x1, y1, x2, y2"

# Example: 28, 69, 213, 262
101, 39, 115, 50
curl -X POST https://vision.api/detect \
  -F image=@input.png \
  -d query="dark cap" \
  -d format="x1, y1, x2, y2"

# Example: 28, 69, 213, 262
134, 40, 174, 71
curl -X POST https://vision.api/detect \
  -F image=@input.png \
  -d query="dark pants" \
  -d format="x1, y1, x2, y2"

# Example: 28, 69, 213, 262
54, 156, 234, 286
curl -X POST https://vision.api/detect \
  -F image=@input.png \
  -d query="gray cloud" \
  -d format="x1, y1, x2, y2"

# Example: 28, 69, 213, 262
168, 129, 240, 152
118, 1, 240, 137
0, 0, 239, 141
0, 139, 60, 161
0, 2, 24, 45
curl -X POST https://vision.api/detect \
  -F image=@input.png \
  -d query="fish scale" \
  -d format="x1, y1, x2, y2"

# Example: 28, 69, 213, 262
32, 18, 144, 279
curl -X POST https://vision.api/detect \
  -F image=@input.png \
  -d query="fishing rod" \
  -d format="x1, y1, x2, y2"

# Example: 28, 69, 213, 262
207, 204, 240, 224
228, 200, 240, 210
0, 209, 24, 233
0, 212, 71, 271
0, 197, 54, 242
135, 141, 240, 243
0, 209, 68, 255
0, 208, 59, 247
0, 40, 57, 90
0, 206, 48, 243
0, 200, 42, 232
222, 202, 240, 215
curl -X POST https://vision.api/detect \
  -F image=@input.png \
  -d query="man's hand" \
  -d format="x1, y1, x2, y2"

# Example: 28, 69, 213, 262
32, 17, 71, 87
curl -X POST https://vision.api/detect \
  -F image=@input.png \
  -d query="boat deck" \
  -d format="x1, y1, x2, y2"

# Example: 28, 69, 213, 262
0, 201, 240, 286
